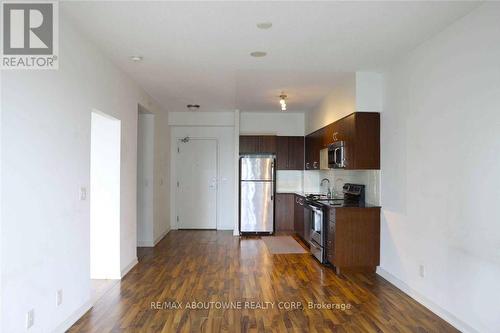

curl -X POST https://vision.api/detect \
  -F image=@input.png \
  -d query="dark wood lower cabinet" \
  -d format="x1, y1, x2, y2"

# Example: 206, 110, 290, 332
293, 195, 305, 239
275, 194, 295, 232
326, 207, 380, 273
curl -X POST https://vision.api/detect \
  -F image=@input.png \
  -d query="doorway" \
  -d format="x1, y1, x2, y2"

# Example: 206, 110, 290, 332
175, 138, 217, 229
90, 111, 121, 281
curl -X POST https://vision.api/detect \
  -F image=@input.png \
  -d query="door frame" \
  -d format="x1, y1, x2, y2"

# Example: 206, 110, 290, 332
172, 136, 219, 230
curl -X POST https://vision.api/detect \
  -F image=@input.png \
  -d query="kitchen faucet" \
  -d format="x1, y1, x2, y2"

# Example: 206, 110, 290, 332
320, 178, 332, 198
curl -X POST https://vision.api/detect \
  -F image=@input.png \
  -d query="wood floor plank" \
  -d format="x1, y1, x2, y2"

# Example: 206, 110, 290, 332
68, 230, 458, 333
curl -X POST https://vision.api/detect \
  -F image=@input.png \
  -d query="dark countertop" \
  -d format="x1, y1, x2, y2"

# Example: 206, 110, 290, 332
310, 199, 381, 209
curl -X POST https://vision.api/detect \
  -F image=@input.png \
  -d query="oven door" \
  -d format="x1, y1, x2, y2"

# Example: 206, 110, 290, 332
310, 205, 323, 246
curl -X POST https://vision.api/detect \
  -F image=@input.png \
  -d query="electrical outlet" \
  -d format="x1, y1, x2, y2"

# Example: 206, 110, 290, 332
419, 264, 425, 278
56, 289, 63, 306
26, 309, 34, 329
80, 187, 87, 201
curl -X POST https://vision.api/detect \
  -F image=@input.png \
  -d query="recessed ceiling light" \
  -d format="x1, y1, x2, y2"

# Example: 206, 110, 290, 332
130, 55, 143, 62
256, 22, 272, 30
186, 104, 200, 111
250, 51, 267, 58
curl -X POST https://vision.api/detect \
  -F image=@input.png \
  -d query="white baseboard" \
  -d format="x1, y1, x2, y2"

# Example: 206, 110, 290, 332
137, 229, 170, 247
154, 228, 169, 245
137, 239, 154, 247
51, 300, 92, 333
53, 258, 137, 332
121, 257, 138, 278
376, 267, 478, 333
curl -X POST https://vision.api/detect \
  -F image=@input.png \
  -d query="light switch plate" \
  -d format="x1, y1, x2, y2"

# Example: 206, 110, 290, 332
80, 187, 87, 201
26, 309, 34, 329
56, 289, 63, 306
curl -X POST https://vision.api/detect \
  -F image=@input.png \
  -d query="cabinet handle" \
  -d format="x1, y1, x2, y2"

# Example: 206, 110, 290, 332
313, 161, 318, 169
305, 162, 310, 169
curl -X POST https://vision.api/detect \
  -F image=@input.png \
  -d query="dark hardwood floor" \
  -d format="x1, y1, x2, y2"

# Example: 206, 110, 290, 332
69, 230, 458, 332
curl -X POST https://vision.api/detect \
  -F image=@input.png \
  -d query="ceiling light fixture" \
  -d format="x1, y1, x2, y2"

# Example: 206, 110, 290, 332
130, 55, 143, 62
186, 104, 200, 111
250, 51, 267, 58
279, 94, 287, 111
256, 22, 272, 30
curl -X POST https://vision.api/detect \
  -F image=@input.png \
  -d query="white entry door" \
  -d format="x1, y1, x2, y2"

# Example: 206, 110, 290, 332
176, 138, 217, 229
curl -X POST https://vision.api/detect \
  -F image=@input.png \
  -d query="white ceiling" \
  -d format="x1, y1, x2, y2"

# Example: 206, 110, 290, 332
63, 1, 479, 113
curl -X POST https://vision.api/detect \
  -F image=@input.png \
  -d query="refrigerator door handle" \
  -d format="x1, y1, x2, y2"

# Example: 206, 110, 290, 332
270, 161, 274, 201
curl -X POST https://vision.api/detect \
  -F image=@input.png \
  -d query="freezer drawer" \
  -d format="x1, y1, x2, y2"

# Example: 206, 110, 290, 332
240, 181, 274, 233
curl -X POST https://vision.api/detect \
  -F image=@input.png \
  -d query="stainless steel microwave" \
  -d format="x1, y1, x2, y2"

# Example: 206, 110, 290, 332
328, 141, 345, 168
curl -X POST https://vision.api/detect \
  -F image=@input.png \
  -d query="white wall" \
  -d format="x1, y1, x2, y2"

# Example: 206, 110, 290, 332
240, 112, 305, 136
1, 12, 169, 332
380, 3, 500, 332
169, 111, 234, 127
152, 107, 170, 245
305, 73, 356, 134
90, 112, 121, 279
169, 112, 236, 231
355, 72, 383, 112
137, 113, 155, 246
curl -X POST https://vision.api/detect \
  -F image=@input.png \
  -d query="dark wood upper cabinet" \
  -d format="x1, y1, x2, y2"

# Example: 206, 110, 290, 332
305, 112, 380, 170
287, 136, 305, 170
239, 136, 259, 154
276, 136, 304, 170
239, 135, 277, 154
276, 136, 289, 169
260, 136, 277, 154
305, 130, 322, 169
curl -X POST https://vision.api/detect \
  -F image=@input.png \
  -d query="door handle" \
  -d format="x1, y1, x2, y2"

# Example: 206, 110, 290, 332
333, 148, 339, 166
271, 162, 274, 201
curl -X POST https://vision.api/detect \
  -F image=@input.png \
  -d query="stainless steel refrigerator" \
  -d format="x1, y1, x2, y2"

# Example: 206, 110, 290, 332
239, 155, 275, 234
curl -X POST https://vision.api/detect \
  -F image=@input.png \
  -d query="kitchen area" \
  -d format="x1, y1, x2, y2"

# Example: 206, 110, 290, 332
239, 112, 381, 274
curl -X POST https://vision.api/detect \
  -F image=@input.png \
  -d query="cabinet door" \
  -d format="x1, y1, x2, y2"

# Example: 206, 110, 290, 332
353, 113, 380, 169
323, 123, 335, 148
327, 221, 336, 264
240, 136, 259, 154
288, 136, 304, 170
275, 194, 294, 231
276, 136, 289, 170
311, 130, 322, 169
337, 115, 355, 168
294, 196, 305, 238
303, 208, 311, 242
304, 135, 313, 170
259, 136, 277, 153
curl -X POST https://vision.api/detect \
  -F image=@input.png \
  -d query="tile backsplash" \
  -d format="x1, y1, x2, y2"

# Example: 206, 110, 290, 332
276, 169, 380, 205
305, 169, 381, 205
276, 170, 303, 193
